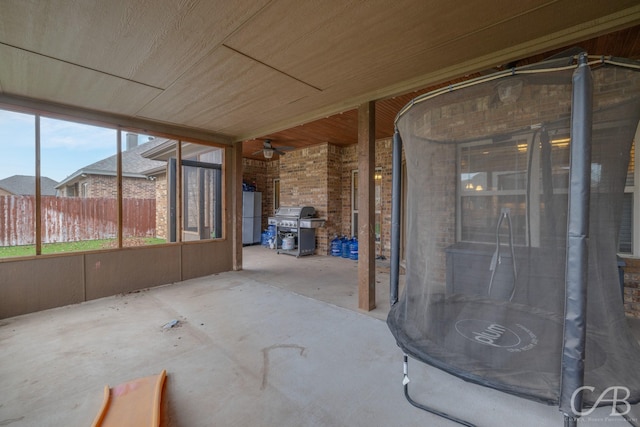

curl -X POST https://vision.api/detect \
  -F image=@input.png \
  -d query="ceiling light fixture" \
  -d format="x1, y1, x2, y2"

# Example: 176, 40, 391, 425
251, 139, 294, 159
263, 148, 275, 159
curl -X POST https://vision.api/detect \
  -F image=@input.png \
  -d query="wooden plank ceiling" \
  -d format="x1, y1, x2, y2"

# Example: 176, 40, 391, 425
245, 25, 640, 160
0, 1, 639, 160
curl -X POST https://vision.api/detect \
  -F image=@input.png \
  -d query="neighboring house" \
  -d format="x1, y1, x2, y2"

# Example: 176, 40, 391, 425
141, 140, 224, 241
0, 175, 58, 196
55, 134, 166, 199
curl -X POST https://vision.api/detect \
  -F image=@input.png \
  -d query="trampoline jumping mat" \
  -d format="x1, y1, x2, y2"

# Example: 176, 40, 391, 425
389, 293, 606, 404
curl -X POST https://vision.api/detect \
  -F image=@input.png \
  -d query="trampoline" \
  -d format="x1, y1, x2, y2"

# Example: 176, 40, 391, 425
386, 53, 640, 426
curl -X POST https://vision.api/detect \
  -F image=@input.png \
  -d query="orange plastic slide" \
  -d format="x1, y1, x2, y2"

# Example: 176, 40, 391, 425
91, 370, 167, 427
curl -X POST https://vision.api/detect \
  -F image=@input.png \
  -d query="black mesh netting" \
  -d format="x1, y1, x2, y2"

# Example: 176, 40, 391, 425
387, 58, 640, 407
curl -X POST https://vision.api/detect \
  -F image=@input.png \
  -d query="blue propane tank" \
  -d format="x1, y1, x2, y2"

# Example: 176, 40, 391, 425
349, 237, 358, 260
330, 235, 341, 257
341, 236, 350, 258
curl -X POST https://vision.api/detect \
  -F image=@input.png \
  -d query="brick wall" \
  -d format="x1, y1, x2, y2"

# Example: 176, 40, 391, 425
341, 145, 357, 238
123, 177, 156, 199
279, 143, 331, 254
72, 175, 156, 199
85, 176, 117, 198
155, 171, 168, 240
624, 258, 640, 318
375, 139, 393, 259
242, 158, 269, 193
243, 157, 277, 231
242, 125, 640, 319
326, 143, 343, 248
340, 139, 394, 259
244, 143, 351, 255
402, 68, 640, 317
243, 140, 396, 258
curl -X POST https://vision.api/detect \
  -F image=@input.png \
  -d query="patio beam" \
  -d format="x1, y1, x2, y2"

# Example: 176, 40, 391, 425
232, 141, 243, 271
358, 101, 376, 311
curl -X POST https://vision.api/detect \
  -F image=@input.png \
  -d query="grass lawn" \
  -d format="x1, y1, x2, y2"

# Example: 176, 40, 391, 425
0, 237, 166, 258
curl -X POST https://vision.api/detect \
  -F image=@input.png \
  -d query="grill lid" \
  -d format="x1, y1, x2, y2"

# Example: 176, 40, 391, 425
275, 206, 315, 219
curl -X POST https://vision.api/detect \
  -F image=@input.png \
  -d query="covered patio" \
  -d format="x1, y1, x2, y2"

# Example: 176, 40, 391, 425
2, 246, 638, 426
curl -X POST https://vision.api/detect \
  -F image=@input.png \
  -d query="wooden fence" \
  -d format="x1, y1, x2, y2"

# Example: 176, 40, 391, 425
0, 195, 156, 246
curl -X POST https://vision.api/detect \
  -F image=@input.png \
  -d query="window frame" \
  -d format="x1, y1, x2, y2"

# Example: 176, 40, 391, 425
456, 131, 574, 248
0, 103, 228, 259
620, 126, 640, 258
181, 158, 223, 240
273, 178, 280, 213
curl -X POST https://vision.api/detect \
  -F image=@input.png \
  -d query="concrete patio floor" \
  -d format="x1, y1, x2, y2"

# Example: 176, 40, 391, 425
0, 245, 638, 426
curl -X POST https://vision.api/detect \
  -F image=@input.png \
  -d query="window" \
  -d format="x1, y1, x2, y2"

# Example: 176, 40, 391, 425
121, 132, 167, 247
375, 168, 382, 249
273, 178, 280, 212
0, 105, 227, 259
457, 132, 570, 247
620, 139, 637, 255
0, 109, 36, 257
181, 143, 223, 241
41, 116, 118, 254
458, 124, 637, 255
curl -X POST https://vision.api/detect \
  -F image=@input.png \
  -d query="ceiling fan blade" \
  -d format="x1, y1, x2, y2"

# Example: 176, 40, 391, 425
255, 139, 294, 157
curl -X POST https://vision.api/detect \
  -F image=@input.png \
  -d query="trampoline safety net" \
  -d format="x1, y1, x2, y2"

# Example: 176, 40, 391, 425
387, 55, 640, 409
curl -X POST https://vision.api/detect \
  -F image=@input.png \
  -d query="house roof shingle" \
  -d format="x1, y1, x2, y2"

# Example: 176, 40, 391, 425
0, 175, 58, 196
56, 137, 168, 188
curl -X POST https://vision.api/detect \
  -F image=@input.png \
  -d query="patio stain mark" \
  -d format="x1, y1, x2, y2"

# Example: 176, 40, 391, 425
0, 417, 24, 426
261, 344, 306, 390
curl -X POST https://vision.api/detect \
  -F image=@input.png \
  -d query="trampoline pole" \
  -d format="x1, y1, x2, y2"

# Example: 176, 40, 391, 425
390, 129, 402, 305
564, 414, 578, 427
559, 52, 592, 422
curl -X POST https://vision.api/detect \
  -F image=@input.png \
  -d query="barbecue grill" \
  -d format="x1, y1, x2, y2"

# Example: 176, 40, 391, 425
268, 206, 325, 257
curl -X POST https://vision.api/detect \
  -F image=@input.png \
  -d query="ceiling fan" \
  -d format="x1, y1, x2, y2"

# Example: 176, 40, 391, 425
252, 139, 294, 159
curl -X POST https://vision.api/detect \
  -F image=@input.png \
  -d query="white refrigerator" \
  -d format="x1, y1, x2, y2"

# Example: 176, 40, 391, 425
242, 191, 262, 245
